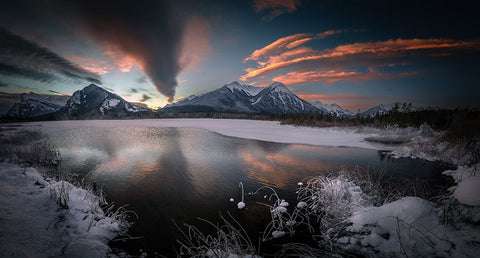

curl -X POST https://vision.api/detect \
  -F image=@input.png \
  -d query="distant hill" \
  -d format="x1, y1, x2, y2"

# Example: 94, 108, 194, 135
7, 92, 69, 118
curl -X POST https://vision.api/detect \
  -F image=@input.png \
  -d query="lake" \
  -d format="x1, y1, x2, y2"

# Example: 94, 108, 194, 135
47, 127, 451, 256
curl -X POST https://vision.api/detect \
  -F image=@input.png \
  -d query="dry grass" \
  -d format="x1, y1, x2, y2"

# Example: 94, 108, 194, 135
175, 212, 258, 258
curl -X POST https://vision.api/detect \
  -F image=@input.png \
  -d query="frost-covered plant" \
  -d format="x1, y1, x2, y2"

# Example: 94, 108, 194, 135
103, 204, 137, 235
50, 181, 73, 209
296, 175, 369, 248
253, 186, 313, 242
175, 213, 259, 258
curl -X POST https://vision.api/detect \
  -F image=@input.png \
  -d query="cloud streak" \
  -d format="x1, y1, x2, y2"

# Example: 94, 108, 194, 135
272, 69, 419, 86
0, 28, 102, 85
243, 30, 343, 62
241, 36, 480, 84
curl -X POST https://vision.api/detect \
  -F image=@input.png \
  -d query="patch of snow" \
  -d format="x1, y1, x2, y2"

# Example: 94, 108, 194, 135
271, 230, 285, 238
0, 163, 123, 257
285, 220, 296, 226
346, 196, 480, 257
101, 98, 120, 110
237, 201, 245, 209
454, 176, 480, 206
251, 96, 262, 105
296, 201, 307, 208
278, 94, 286, 107
279, 200, 289, 207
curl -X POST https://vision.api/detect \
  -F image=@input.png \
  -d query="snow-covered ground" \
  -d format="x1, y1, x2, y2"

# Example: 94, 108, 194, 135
0, 163, 125, 257
8, 118, 415, 150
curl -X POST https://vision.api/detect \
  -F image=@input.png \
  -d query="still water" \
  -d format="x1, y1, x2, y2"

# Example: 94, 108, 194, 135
47, 127, 450, 256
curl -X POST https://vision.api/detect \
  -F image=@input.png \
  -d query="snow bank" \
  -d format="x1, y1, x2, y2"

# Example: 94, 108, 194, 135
13, 119, 401, 150
442, 164, 480, 222
346, 195, 480, 257
454, 176, 480, 206
0, 163, 123, 257
348, 197, 450, 257
292, 169, 480, 257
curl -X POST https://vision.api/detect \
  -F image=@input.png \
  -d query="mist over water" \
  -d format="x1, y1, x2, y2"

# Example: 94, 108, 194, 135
47, 127, 451, 256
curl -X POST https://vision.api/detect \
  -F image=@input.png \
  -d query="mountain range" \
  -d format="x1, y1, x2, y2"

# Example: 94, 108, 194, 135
162, 81, 319, 115
4, 81, 411, 120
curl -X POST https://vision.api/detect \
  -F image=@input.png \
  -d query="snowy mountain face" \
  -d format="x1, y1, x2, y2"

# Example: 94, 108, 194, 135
311, 100, 354, 118
7, 92, 69, 118
62, 84, 149, 118
162, 81, 317, 114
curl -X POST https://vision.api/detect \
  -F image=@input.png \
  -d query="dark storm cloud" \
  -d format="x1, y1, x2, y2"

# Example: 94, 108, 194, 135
73, 0, 184, 102
0, 62, 57, 82
140, 94, 152, 102
0, 82, 7, 87
0, 28, 102, 85
130, 88, 138, 93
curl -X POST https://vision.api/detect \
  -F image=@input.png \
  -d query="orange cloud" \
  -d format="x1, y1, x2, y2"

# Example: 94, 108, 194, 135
286, 37, 313, 49
240, 37, 480, 82
66, 55, 112, 75
243, 30, 344, 63
180, 16, 211, 73
272, 69, 419, 86
243, 33, 311, 62
272, 70, 367, 85
104, 45, 144, 73
254, 0, 302, 21
296, 93, 369, 101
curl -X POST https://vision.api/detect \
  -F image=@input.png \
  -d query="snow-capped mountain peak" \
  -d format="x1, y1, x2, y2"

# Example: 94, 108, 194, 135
265, 81, 290, 93
223, 81, 263, 97
63, 84, 148, 118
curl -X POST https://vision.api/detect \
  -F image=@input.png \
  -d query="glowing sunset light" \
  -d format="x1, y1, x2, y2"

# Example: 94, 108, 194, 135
0, 0, 478, 112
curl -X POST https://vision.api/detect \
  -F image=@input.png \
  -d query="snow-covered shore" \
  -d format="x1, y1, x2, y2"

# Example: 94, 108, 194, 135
0, 163, 125, 257
10, 118, 402, 150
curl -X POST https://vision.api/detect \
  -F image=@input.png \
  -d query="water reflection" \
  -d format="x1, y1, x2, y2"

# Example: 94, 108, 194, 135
47, 127, 450, 256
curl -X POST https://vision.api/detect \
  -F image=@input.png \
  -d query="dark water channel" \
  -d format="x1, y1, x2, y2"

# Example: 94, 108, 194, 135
47, 127, 452, 256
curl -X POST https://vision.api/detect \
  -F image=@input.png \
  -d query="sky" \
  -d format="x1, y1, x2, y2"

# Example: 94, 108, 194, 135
1, 0, 479, 112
